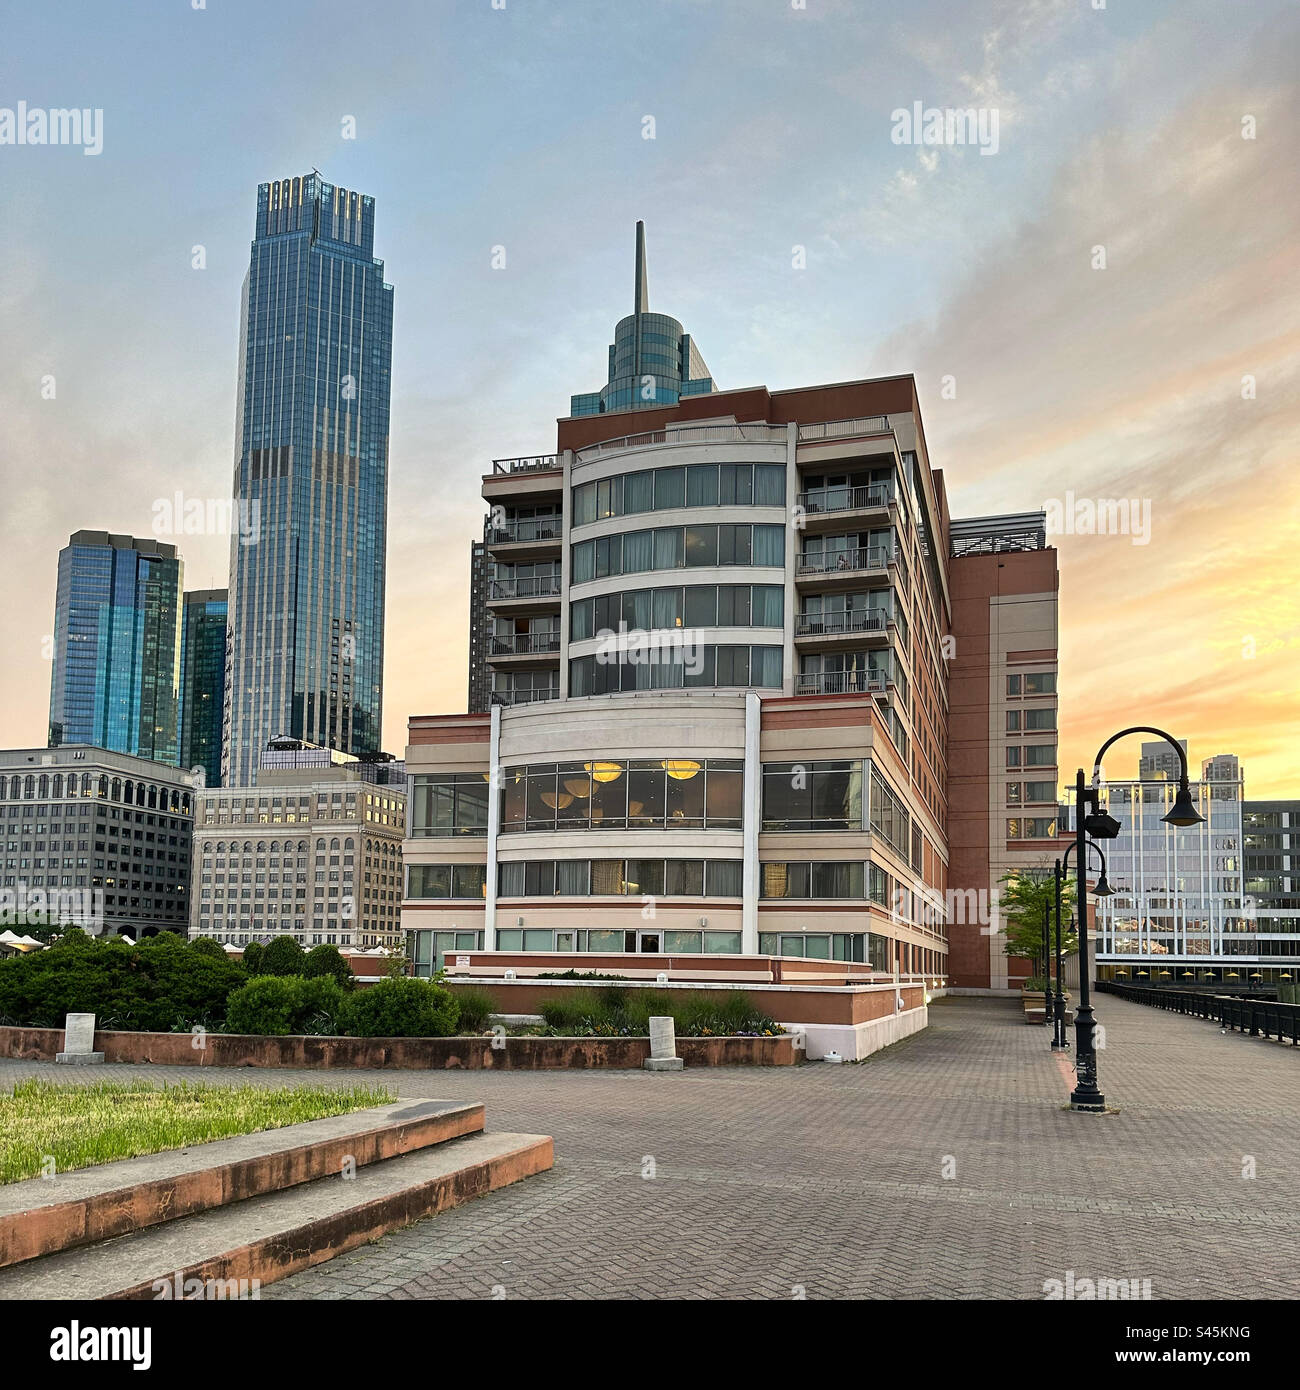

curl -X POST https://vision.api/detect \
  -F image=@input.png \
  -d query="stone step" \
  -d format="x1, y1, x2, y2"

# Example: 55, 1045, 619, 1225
0, 1130, 554, 1300
0, 1099, 483, 1269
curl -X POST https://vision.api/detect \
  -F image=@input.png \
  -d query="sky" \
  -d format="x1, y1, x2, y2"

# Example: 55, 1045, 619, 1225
1, 0, 1297, 793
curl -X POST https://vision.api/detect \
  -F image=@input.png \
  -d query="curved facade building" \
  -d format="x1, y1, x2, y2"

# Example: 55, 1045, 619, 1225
413, 234, 1061, 995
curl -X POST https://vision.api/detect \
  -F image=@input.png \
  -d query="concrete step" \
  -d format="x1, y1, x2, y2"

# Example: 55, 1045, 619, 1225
0, 1099, 483, 1269
0, 1130, 553, 1300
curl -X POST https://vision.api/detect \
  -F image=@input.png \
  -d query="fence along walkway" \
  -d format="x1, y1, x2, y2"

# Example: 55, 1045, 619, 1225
1097, 980, 1300, 1046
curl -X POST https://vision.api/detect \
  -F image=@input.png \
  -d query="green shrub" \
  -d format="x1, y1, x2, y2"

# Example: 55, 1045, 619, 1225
0, 929, 247, 1032
241, 941, 264, 974
224, 976, 348, 1036
188, 936, 228, 961
302, 943, 353, 987
447, 986, 497, 1032
533, 985, 782, 1038
341, 977, 460, 1038
260, 935, 306, 977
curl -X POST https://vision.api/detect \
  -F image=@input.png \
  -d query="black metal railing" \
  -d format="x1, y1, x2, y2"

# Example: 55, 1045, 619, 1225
1097, 981, 1300, 1045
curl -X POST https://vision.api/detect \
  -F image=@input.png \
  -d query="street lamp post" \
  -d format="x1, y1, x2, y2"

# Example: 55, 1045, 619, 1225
1070, 725, 1203, 1113
1054, 837, 1113, 1051
1042, 900, 1052, 1027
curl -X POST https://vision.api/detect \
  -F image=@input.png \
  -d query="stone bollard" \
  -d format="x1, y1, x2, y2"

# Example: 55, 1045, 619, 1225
56, 1012, 105, 1065
644, 1015, 683, 1072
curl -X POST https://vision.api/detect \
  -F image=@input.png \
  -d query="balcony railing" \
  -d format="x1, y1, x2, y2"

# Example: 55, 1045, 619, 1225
796, 545, 893, 576
489, 633, 561, 656
795, 610, 889, 638
492, 455, 559, 474
491, 687, 560, 706
797, 416, 892, 443
795, 670, 888, 697
575, 423, 785, 463
796, 483, 893, 515
487, 518, 562, 544
487, 576, 562, 601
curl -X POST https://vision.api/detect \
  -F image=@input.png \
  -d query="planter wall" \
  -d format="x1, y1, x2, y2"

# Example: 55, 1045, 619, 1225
0, 1025, 795, 1070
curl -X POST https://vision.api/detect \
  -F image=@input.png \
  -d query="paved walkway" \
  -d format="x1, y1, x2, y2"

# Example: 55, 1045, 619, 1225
3, 996, 1297, 1300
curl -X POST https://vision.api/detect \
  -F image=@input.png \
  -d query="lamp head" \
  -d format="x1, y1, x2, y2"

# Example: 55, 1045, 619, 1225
1163, 781, 1204, 827
1093, 866, 1115, 897
1083, 809, 1122, 840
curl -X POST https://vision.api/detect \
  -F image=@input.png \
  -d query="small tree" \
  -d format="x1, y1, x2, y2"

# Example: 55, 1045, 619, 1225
189, 936, 227, 961
303, 943, 353, 988
241, 940, 264, 974
259, 935, 306, 977
998, 868, 1077, 981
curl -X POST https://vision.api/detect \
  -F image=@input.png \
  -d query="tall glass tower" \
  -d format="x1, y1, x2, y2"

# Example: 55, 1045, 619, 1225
179, 589, 228, 787
48, 530, 183, 762
223, 173, 394, 786
569, 221, 715, 417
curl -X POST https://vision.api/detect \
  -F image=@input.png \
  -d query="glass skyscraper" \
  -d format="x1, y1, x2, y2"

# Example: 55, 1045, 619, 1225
48, 530, 183, 763
569, 221, 715, 417
223, 173, 394, 786
179, 588, 228, 787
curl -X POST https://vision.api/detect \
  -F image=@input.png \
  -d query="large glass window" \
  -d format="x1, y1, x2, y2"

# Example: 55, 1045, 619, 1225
410, 774, 489, 837
406, 863, 487, 898
572, 525, 784, 583
762, 761, 863, 830
572, 462, 785, 525
760, 861, 866, 898
868, 764, 911, 859
500, 760, 743, 832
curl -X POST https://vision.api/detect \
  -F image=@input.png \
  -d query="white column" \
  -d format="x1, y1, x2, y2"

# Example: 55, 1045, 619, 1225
485, 702, 502, 950
742, 689, 761, 955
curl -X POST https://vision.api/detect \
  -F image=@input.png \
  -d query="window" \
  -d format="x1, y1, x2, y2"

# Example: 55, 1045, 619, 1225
1007, 817, 1058, 840
761, 862, 866, 898
409, 774, 489, 837
1006, 711, 1021, 732
406, 864, 487, 898
1025, 745, 1057, 767
1006, 674, 1022, 695
869, 765, 910, 859
501, 762, 744, 832
1006, 747, 1022, 768
1025, 672, 1056, 694
762, 761, 863, 830
1025, 707, 1056, 731
1007, 782, 1022, 805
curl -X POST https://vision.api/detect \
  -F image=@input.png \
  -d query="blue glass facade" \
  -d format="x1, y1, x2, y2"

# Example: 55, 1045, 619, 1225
569, 222, 714, 417
223, 173, 394, 786
179, 589, 228, 787
48, 531, 183, 763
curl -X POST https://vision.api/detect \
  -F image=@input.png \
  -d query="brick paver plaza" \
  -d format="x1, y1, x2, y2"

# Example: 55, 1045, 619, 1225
4, 995, 1297, 1300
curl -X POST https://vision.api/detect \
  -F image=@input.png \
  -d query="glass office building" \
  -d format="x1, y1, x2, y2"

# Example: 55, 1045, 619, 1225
48, 531, 183, 764
223, 173, 395, 786
569, 222, 715, 416
179, 589, 228, 787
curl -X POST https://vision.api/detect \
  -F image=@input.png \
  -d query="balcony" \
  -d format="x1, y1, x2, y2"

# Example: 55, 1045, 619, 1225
794, 609, 892, 650
486, 576, 562, 613
796, 416, 893, 444
485, 516, 563, 559
491, 686, 560, 707
493, 455, 559, 474
488, 633, 562, 669
575, 422, 786, 464
795, 545, 894, 591
796, 483, 894, 531
794, 669, 890, 700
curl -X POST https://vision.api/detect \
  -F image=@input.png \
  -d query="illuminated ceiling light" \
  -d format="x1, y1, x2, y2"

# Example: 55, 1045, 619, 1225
662, 759, 701, 780
563, 777, 592, 798
540, 791, 574, 810
585, 761, 623, 783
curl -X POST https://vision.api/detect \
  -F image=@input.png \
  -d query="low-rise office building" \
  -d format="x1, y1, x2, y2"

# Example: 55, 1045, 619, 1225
0, 746, 198, 937
191, 739, 405, 950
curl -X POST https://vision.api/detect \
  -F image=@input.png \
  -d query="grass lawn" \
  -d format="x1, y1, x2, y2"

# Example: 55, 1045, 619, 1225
0, 1079, 395, 1185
